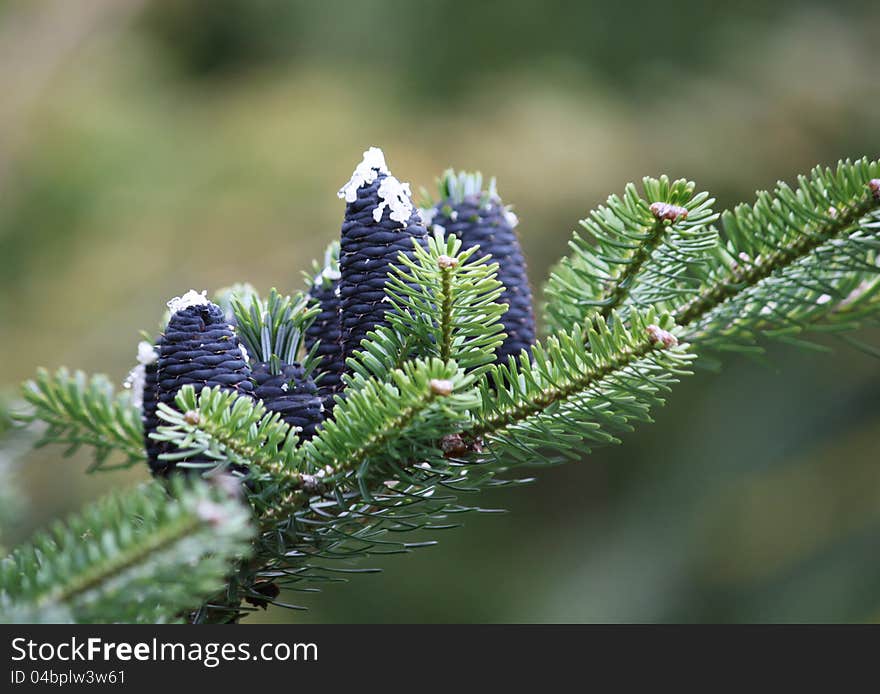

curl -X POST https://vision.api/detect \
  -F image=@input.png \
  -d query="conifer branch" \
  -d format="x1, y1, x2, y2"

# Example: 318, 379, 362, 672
151, 387, 300, 479
269, 358, 477, 519
467, 309, 693, 461
347, 231, 507, 382
7, 152, 880, 624
15, 368, 144, 471
149, 359, 477, 523
0, 478, 253, 624
598, 218, 667, 320
675, 160, 880, 346
424, 170, 535, 362
544, 176, 718, 331
231, 288, 318, 374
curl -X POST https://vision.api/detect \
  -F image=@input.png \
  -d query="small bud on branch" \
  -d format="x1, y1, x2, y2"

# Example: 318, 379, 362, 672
437, 254, 459, 269
646, 324, 679, 348
429, 379, 454, 396
649, 201, 688, 222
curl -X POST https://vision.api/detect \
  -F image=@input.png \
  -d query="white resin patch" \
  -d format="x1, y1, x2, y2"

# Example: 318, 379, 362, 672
504, 209, 519, 228
338, 147, 389, 203
239, 344, 250, 363
419, 206, 436, 227
123, 365, 146, 409
374, 175, 414, 224
338, 147, 414, 226
166, 289, 209, 313
137, 340, 158, 366
317, 265, 341, 284
125, 341, 158, 408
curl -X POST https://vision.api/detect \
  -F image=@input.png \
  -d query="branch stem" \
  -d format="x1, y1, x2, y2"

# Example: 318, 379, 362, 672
439, 264, 454, 362
39, 512, 204, 610
469, 338, 658, 438
262, 389, 442, 523
674, 192, 879, 329
599, 220, 665, 321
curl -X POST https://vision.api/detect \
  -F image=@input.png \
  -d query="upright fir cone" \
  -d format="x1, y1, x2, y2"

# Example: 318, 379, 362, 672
304, 243, 344, 413
425, 171, 535, 361
141, 341, 162, 468
251, 361, 323, 440
124, 339, 161, 469
337, 147, 428, 369
154, 290, 254, 476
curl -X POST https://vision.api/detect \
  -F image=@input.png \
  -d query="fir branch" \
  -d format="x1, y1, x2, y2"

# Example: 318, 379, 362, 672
433, 169, 497, 208
0, 478, 254, 624
305, 241, 341, 292
151, 386, 300, 484
151, 359, 477, 522
439, 252, 455, 362
10, 154, 880, 624
15, 368, 144, 471
468, 308, 693, 462
347, 230, 507, 382
544, 176, 718, 332
231, 288, 318, 374
675, 160, 880, 347
271, 358, 478, 517
147, 361, 481, 604
213, 282, 259, 323
425, 170, 535, 362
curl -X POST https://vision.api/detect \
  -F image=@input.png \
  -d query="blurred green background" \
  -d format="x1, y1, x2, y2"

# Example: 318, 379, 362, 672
1, 0, 879, 623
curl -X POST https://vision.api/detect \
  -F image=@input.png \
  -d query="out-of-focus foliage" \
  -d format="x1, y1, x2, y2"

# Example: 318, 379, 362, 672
0, 477, 254, 624
141, 0, 875, 100
1, 0, 879, 622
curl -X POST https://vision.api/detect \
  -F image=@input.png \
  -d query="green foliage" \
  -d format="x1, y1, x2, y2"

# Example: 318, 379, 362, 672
231, 287, 318, 373
470, 309, 694, 463
432, 169, 497, 208
16, 368, 144, 471
213, 282, 259, 321
144, 363, 481, 603
544, 176, 718, 332
301, 358, 476, 487
674, 159, 880, 351
0, 478, 254, 624
0, 432, 28, 540
151, 386, 300, 480
305, 240, 340, 290
6, 156, 880, 623
348, 230, 507, 382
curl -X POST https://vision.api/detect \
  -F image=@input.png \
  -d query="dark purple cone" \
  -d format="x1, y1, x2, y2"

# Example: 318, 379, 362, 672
338, 172, 427, 369
251, 361, 323, 440
304, 275, 343, 413
154, 300, 254, 476
431, 195, 535, 361
142, 351, 162, 469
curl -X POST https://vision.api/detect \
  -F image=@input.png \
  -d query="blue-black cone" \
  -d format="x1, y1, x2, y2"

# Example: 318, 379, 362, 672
142, 349, 162, 469
337, 148, 427, 370
429, 174, 535, 361
251, 361, 323, 440
154, 296, 254, 476
305, 265, 344, 413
